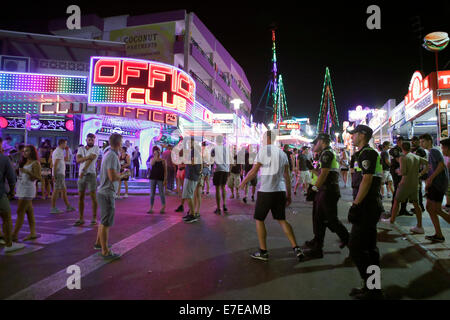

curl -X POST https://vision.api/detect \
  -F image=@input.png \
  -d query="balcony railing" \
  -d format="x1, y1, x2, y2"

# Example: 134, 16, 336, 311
190, 71, 213, 94
191, 38, 214, 67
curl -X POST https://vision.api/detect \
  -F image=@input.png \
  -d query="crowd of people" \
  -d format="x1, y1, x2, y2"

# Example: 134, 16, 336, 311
1, 124, 450, 300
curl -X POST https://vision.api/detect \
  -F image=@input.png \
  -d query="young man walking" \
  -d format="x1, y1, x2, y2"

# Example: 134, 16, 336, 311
240, 130, 304, 261
385, 141, 428, 234
50, 139, 75, 214
75, 133, 100, 226
212, 135, 230, 215
419, 134, 450, 242
95, 133, 124, 260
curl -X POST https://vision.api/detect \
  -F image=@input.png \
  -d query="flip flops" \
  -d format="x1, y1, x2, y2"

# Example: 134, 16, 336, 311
74, 220, 85, 226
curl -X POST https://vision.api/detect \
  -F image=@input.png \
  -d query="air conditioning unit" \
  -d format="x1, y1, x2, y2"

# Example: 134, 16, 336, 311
0, 55, 30, 72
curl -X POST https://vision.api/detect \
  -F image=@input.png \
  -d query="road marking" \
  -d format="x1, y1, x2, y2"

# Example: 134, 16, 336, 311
6, 217, 180, 300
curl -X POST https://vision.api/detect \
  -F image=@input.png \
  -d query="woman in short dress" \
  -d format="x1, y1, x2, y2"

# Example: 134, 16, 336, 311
339, 148, 350, 188
117, 146, 131, 198
147, 146, 167, 214
12, 145, 42, 241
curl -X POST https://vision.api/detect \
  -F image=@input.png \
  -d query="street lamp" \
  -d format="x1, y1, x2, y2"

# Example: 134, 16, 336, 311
231, 98, 243, 148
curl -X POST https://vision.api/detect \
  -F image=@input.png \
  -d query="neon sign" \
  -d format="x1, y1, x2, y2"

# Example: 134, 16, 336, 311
404, 71, 434, 121
102, 106, 178, 126
279, 122, 300, 130
0, 71, 87, 95
88, 57, 196, 120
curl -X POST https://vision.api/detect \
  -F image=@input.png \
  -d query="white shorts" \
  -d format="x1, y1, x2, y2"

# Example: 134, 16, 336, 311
382, 171, 393, 184
299, 171, 311, 184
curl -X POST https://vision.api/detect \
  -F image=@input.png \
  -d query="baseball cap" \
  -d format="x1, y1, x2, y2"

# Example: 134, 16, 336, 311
347, 125, 373, 140
312, 133, 331, 145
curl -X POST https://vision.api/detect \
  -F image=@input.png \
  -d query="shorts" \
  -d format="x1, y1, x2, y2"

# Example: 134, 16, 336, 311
254, 191, 286, 221
213, 171, 228, 186
426, 185, 445, 203
182, 178, 198, 199
177, 169, 185, 180
299, 171, 312, 184
120, 171, 129, 181
382, 171, 393, 184
248, 177, 257, 187
54, 174, 66, 190
77, 173, 97, 193
227, 173, 241, 189
395, 182, 419, 202
98, 192, 115, 227
0, 194, 11, 214
340, 167, 349, 171
202, 166, 211, 176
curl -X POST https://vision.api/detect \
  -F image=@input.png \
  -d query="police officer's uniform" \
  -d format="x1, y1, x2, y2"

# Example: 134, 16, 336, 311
304, 134, 349, 257
350, 152, 361, 200
347, 125, 384, 299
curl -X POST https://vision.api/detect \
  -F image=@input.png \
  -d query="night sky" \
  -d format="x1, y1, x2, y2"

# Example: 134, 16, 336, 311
0, 1, 449, 126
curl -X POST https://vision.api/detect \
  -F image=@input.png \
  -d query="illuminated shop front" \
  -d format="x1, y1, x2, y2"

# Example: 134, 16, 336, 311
396, 70, 450, 142
0, 56, 209, 171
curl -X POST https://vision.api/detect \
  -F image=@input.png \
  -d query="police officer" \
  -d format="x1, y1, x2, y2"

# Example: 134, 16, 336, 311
347, 125, 384, 300
303, 133, 350, 259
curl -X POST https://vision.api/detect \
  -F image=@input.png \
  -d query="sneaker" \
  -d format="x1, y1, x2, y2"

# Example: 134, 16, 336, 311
251, 196, 255, 202
66, 206, 76, 212
93, 243, 112, 250
175, 205, 184, 212
184, 215, 198, 224
243, 197, 247, 204
73, 220, 85, 226
294, 247, 305, 260
124, 194, 128, 198
223, 206, 228, 213
380, 218, 393, 223
251, 250, 268, 261
50, 207, 62, 214
182, 213, 191, 221
410, 226, 424, 234
146, 209, 154, 214
425, 234, 445, 243
101, 250, 121, 260
214, 208, 221, 215
4, 242, 25, 253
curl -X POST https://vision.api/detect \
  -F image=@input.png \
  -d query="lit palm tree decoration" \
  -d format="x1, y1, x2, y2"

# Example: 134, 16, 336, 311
316, 67, 339, 135
255, 27, 289, 126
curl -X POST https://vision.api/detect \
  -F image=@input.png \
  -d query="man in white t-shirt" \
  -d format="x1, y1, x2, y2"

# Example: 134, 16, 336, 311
212, 135, 231, 215
75, 133, 100, 226
50, 139, 75, 214
240, 130, 304, 262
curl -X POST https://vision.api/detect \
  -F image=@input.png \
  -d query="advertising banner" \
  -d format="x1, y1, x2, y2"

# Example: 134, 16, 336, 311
109, 22, 176, 65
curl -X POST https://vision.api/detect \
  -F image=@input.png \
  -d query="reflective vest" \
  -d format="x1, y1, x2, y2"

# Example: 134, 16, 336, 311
356, 146, 383, 178
319, 147, 340, 173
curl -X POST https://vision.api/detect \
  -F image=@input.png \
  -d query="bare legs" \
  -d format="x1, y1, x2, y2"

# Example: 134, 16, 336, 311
255, 219, 298, 251
12, 199, 37, 241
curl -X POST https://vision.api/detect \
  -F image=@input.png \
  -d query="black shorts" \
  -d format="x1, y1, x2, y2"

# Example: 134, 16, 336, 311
213, 171, 229, 186
254, 191, 286, 221
250, 177, 257, 187
426, 185, 445, 203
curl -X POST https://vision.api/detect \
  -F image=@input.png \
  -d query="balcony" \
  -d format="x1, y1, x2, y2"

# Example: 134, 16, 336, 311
215, 71, 231, 96
190, 40, 215, 78
191, 71, 215, 106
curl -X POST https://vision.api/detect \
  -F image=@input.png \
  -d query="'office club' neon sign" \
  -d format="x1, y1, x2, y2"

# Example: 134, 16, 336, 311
88, 57, 196, 119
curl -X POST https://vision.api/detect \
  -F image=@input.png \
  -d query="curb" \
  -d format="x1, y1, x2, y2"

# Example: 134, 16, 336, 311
390, 222, 450, 277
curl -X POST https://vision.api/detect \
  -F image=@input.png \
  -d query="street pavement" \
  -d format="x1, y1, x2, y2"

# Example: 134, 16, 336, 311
2, 181, 450, 300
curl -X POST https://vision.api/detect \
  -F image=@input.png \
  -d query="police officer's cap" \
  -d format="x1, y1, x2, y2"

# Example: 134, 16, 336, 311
312, 133, 331, 145
347, 125, 373, 140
